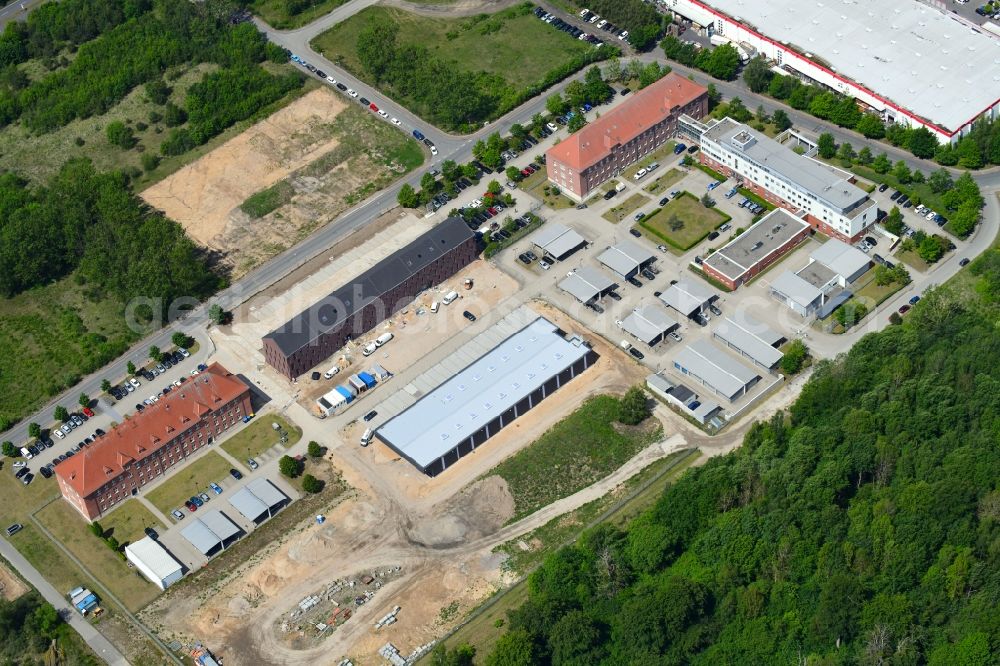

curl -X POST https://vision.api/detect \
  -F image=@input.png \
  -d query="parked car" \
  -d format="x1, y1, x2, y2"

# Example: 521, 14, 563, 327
909, 295, 921, 305
210, 482, 223, 494
463, 310, 477, 322
172, 510, 185, 521
230, 468, 244, 480
629, 228, 642, 237
898, 304, 911, 314
628, 347, 644, 360
959, 257, 971, 266
5, 523, 23, 537
247, 458, 259, 471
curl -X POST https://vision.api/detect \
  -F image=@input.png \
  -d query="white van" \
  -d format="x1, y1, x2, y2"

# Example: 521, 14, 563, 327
323, 366, 340, 380
20, 447, 33, 459
375, 332, 394, 347
360, 428, 374, 447
430, 301, 439, 313
442, 291, 459, 305
633, 168, 647, 180
362, 342, 378, 357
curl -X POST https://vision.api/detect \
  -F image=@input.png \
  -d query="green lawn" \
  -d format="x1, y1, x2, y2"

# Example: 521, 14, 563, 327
896, 248, 930, 273
220, 415, 301, 462
644, 168, 685, 196
36, 500, 161, 612
485, 395, 663, 523
7, 522, 95, 602
853, 271, 907, 307
601, 192, 650, 224
524, 170, 576, 209
145, 451, 237, 517
99, 500, 164, 544
0, 276, 144, 429
251, 0, 351, 29
312, 6, 593, 90
639, 192, 730, 250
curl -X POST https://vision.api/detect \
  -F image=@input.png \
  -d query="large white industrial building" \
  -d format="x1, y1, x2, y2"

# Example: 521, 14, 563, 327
124, 537, 183, 590
375, 309, 597, 476
664, 0, 1000, 143
700, 118, 877, 243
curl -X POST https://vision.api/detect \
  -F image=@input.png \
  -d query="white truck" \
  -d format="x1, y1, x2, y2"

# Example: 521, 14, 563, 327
375, 332, 394, 347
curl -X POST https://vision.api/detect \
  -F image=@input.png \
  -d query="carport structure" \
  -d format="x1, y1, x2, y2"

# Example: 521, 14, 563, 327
558, 266, 616, 304
229, 478, 289, 525
597, 240, 656, 278
531, 223, 588, 260
659, 279, 715, 317
672, 339, 761, 402
621, 304, 678, 346
180, 511, 242, 558
713, 316, 784, 370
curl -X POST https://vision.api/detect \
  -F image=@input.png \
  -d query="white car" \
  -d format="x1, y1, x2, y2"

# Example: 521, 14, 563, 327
539, 260, 551, 270
619, 30, 629, 41
13, 461, 26, 469
926, 210, 937, 220
326, 76, 336, 84
615, 319, 624, 329
125, 382, 135, 393
579, 33, 589, 40
53, 429, 65, 440
430, 146, 438, 156
589, 14, 600, 23
61, 424, 71, 435
472, 198, 483, 207
347, 88, 358, 98
378, 109, 388, 119
546, 122, 558, 132
390, 117, 401, 126
129, 377, 140, 388
179, 348, 190, 357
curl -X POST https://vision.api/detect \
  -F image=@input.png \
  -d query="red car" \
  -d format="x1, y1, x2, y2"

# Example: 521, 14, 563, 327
82, 407, 95, 418
369, 102, 378, 112
898, 304, 911, 315
521, 168, 531, 176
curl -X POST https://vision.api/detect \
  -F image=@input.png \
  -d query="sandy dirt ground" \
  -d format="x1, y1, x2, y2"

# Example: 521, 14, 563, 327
142, 89, 348, 246
0, 560, 27, 601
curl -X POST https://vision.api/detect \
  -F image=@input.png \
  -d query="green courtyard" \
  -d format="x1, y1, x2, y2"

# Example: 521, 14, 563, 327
639, 192, 731, 251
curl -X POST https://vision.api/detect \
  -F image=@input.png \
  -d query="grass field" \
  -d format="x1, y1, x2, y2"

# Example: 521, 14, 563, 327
485, 395, 663, 523
624, 141, 677, 179
0, 276, 143, 431
644, 168, 685, 196
602, 192, 650, 224
220, 415, 301, 462
145, 451, 236, 517
100, 500, 164, 544
523, 170, 576, 209
36, 500, 160, 611
897, 248, 930, 273
312, 6, 593, 91
639, 192, 730, 251
251, 0, 351, 29
853, 271, 906, 307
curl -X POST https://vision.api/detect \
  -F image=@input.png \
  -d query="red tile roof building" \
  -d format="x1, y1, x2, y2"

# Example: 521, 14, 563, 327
545, 73, 708, 201
56, 363, 252, 521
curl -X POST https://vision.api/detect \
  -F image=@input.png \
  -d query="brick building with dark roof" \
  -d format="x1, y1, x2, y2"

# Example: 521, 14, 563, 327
262, 217, 478, 379
545, 73, 708, 201
55, 363, 252, 521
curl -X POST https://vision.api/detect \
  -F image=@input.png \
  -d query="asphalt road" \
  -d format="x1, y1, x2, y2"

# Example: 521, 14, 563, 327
0, 536, 129, 665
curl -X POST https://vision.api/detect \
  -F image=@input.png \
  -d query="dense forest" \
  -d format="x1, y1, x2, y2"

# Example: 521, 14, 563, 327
469, 249, 1000, 664
0, 591, 99, 665
0, 161, 221, 310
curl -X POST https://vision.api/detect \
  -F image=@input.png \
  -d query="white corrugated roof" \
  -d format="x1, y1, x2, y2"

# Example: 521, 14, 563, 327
674, 339, 760, 398
559, 266, 615, 303
699, 0, 1000, 132
810, 239, 871, 280
771, 271, 824, 308
124, 537, 182, 580
713, 317, 784, 368
597, 240, 656, 277
181, 511, 241, 555
532, 223, 587, 258
376, 315, 589, 469
659, 279, 715, 315
229, 488, 269, 522
622, 304, 678, 344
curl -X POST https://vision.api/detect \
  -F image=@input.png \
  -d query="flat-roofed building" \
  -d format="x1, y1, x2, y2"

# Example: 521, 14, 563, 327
702, 209, 811, 289
262, 217, 477, 379
713, 316, 784, 370
55, 364, 252, 521
672, 339, 761, 402
809, 239, 871, 285
597, 240, 657, 279
229, 478, 289, 525
546, 73, 708, 201
699, 118, 877, 243
124, 537, 183, 590
621, 304, 678, 346
659, 279, 715, 317
770, 271, 825, 316
646, 373, 722, 425
558, 266, 617, 304
667, 0, 999, 144
181, 511, 242, 558
375, 312, 597, 476
531, 223, 588, 260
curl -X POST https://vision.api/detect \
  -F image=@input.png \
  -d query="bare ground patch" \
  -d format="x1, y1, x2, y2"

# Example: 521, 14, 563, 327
0, 559, 28, 601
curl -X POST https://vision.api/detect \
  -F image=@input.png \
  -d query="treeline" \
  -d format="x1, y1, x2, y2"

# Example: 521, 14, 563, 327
161, 65, 301, 155
0, 591, 98, 664
476, 267, 1000, 664
0, 0, 290, 133
0, 0, 151, 67
661, 35, 741, 80
740, 55, 1000, 168
354, 4, 615, 132
571, 0, 665, 50
0, 160, 221, 309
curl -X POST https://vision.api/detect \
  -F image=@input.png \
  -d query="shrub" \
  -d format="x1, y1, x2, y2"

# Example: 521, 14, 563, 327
307, 441, 322, 458
780, 340, 808, 375
618, 387, 650, 425
301, 474, 323, 493
279, 454, 303, 478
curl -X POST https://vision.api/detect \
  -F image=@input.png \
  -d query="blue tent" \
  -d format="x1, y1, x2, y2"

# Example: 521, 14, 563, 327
335, 386, 355, 403
358, 372, 377, 389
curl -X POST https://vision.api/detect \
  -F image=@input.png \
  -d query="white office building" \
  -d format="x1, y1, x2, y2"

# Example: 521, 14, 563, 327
700, 118, 877, 243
